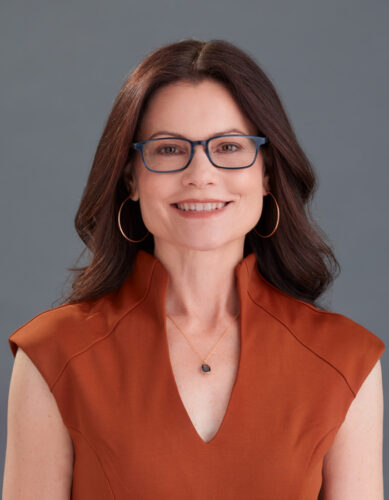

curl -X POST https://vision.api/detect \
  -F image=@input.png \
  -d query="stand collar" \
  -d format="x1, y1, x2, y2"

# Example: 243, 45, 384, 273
119, 250, 260, 319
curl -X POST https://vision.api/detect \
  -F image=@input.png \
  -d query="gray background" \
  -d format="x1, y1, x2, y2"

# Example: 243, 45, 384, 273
1, 0, 388, 490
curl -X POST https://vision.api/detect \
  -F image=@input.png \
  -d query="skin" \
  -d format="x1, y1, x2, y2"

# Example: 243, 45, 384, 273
320, 359, 384, 499
3, 348, 74, 499
124, 78, 271, 446
2, 78, 383, 498
126, 78, 270, 325
126, 78, 385, 497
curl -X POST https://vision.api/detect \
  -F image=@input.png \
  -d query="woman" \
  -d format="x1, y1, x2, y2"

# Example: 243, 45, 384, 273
3, 39, 385, 499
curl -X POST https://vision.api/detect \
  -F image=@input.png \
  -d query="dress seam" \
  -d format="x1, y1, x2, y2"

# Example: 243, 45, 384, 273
252, 261, 371, 323
51, 259, 157, 391
66, 424, 115, 499
247, 288, 356, 398
295, 424, 340, 500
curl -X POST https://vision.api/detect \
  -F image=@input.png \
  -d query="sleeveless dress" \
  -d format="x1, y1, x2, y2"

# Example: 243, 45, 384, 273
8, 250, 386, 499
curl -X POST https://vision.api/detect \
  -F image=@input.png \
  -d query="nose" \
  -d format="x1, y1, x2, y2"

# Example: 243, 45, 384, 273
193, 142, 208, 158
181, 142, 217, 185
188, 142, 214, 169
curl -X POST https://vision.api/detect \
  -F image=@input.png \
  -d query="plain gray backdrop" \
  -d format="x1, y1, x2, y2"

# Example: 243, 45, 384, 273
1, 0, 388, 491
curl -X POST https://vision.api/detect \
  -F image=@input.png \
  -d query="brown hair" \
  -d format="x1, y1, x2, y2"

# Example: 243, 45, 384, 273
59, 38, 340, 308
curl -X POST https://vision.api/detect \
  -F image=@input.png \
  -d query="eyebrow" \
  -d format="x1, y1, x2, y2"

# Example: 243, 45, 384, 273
148, 128, 248, 140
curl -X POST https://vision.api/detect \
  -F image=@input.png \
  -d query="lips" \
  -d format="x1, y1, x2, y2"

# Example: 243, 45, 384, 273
171, 201, 232, 207
171, 200, 232, 217
172, 200, 232, 205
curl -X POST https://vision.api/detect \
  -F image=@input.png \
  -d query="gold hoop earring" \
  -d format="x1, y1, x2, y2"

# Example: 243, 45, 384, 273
253, 192, 280, 238
117, 194, 150, 243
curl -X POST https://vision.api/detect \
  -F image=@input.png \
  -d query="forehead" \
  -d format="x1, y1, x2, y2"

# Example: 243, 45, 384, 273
137, 79, 257, 139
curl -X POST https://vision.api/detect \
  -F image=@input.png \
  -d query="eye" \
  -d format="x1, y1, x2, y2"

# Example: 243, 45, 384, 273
159, 146, 177, 155
218, 143, 241, 153
156, 144, 187, 155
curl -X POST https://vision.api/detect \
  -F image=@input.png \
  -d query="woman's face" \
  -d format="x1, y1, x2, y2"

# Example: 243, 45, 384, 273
126, 78, 270, 252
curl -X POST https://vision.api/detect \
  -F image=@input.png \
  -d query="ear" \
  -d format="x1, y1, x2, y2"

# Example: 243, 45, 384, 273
123, 163, 139, 202
262, 170, 270, 195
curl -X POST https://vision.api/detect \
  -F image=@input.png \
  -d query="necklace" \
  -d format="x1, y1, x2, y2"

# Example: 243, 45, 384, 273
166, 312, 240, 374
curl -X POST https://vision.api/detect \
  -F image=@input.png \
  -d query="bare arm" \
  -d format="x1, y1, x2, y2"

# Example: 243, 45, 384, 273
321, 359, 384, 499
2, 347, 74, 499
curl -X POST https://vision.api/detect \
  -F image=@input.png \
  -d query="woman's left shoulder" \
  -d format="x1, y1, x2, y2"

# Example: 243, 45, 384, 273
250, 276, 386, 396
291, 299, 385, 398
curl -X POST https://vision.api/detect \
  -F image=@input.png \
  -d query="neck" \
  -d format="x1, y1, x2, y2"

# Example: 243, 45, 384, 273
154, 242, 243, 329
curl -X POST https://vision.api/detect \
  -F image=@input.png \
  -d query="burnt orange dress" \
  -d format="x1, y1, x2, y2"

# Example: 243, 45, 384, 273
8, 250, 385, 499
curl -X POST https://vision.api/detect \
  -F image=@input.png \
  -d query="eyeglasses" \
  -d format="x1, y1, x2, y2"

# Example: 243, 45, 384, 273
131, 134, 269, 173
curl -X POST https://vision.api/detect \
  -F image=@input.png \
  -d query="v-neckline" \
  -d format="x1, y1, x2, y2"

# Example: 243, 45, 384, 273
132, 249, 258, 445
162, 309, 244, 445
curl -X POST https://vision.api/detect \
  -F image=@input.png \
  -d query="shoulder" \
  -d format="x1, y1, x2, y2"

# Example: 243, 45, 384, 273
249, 273, 386, 397
289, 302, 385, 398
8, 271, 147, 391
8, 298, 110, 391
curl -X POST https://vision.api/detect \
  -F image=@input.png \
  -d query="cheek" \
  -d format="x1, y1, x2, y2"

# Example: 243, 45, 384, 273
235, 163, 265, 199
135, 166, 160, 199
247, 189, 264, 220
138, 182, 160, 217
136, 172, 173, 224
234, 165, 265, 219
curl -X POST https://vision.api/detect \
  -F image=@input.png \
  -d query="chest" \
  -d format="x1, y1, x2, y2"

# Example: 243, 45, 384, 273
165, 320, 241, 443
65, 311, 347, 499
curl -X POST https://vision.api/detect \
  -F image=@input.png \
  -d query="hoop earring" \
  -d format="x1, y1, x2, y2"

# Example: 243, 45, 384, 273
253, 192, 280, 238
117, 194, 150, 243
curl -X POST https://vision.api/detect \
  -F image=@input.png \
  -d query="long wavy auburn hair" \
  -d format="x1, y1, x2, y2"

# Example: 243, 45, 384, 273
60, 38, 340, 308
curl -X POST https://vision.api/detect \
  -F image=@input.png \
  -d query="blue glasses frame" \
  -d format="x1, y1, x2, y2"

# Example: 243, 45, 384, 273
131, 134, 269, 173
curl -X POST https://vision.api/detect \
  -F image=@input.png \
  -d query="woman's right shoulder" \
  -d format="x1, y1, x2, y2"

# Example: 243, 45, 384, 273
8, 300, 107, 392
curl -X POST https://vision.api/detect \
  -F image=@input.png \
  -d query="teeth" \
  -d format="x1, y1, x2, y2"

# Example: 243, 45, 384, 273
176, 202, 228, 211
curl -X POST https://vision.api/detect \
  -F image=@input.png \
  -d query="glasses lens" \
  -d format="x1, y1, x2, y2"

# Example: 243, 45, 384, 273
143, 138, 191, 172
209, 136, 257, 168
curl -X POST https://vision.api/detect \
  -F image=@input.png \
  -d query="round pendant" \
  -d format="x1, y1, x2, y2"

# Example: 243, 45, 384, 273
201, 363, 211, 373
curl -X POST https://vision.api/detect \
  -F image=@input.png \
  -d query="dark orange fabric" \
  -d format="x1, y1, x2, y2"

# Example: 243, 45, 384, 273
8, 250, 386, 499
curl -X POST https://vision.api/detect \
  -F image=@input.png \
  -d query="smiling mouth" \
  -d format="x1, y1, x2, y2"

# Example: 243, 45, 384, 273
171, 201, 232, 211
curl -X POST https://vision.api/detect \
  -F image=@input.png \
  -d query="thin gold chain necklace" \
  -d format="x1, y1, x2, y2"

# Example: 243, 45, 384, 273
166, 312, 240, 374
